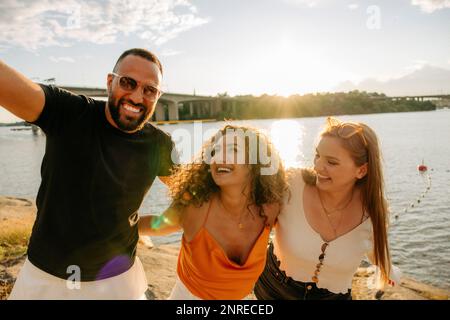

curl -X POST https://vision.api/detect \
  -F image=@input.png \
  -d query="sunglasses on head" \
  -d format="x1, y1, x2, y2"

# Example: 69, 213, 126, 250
326, 117, 368, 147
111, 72, 162, 100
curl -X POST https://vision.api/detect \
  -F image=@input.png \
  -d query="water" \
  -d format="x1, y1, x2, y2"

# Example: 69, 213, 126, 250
1, 111, 449, 290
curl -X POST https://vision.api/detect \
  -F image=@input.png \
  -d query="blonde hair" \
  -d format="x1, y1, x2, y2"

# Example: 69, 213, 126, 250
168, 125, 289, 221
304, 117, 391, 282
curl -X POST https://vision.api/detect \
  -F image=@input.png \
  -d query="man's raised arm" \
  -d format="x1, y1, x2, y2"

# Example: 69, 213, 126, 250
0, 60, 45, 122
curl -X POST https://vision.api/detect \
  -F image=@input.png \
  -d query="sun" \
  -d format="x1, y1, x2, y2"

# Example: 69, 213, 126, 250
245, 36, 353, 96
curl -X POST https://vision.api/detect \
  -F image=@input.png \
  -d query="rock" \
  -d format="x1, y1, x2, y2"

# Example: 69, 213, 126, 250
375, 290, 384, 299
400, 278, 449, 300
0, 196, 33, 208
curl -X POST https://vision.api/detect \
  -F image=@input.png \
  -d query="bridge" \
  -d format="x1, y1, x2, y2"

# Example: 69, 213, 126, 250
62, 87, 450, 120
372, 94, 450, 109
61, 86, 223, 122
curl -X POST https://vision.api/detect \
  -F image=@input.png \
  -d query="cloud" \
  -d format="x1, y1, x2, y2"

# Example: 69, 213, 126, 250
283, 0, 321, 8
348, 3, 359, 10
0, 0, 208, 51
160, 49, 182, 57
411, 0, 450, 13
404, 59, 429, 72
49, 56, 76, 63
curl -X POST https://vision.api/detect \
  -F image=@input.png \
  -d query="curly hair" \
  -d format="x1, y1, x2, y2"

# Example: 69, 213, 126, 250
167, 125, 289, 216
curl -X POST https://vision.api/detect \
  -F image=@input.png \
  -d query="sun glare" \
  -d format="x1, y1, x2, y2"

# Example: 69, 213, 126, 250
270, 119, 304, 168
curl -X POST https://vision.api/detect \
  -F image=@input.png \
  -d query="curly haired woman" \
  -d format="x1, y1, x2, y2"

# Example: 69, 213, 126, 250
139, 124, 289, 300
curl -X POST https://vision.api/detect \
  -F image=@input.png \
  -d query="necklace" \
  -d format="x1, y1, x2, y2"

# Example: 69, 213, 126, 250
317, 188, 354, 237
317, 188, 354, 217
217, 196, 248, 229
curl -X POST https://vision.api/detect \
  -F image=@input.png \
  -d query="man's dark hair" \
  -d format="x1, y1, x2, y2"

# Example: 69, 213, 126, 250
113, 48, 163, 75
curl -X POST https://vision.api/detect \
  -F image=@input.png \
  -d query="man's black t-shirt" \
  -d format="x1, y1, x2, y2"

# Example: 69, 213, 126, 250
28, 85, 176, 281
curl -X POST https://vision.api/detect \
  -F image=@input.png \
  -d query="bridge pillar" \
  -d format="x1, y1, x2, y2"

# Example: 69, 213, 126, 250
212, 99, 221, 118
154, 103, 166, 121
189, 102, 194, 116
208, 101, 214, 117
168, 101, 179, 121
205, 102, 211, 118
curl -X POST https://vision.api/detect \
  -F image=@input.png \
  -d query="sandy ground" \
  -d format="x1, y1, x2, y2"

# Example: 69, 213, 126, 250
1, 196, 448, 300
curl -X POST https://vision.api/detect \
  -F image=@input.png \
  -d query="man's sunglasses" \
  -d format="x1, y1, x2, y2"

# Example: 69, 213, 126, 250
111, 72, 162, 100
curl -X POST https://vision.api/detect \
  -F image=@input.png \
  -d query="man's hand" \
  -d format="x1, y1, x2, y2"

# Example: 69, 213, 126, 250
0, 60, 45, 122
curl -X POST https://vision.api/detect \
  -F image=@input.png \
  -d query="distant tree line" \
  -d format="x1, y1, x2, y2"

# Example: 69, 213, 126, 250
215, 90, 436, 120
1, 91, 436, 125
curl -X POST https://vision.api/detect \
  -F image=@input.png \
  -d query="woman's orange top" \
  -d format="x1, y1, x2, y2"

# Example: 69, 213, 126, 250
177, 201, 271, 300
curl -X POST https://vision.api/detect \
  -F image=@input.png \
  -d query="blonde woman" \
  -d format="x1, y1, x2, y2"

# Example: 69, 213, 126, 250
254, 117, 400, 300
139, 125, 288, 299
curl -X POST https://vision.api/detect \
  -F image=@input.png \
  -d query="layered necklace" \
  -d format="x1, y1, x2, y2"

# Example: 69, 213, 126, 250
317, 188, 354, 238
311, 188, 354, 285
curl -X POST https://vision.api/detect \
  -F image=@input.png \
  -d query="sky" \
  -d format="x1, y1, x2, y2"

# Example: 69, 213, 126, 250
1, 0, 450, 122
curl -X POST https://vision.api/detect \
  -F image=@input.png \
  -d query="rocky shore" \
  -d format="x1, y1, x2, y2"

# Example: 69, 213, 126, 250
1, 196, 448, 300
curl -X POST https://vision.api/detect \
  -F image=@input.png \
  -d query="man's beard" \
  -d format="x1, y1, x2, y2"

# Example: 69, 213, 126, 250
108, 97, 152, 132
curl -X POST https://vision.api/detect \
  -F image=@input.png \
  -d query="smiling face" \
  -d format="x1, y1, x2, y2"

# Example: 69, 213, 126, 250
210, 132, 252, 189
314, 136, 368, 192
106, 54, 162, 133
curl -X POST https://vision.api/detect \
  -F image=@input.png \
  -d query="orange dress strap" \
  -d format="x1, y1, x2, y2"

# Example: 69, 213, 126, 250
202, 197, 213, 228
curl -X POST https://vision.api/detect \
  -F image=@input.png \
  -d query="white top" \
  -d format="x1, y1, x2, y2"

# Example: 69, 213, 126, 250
273, 169, 373, 294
